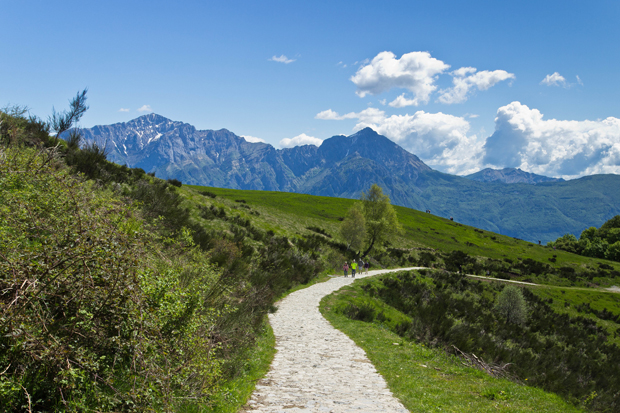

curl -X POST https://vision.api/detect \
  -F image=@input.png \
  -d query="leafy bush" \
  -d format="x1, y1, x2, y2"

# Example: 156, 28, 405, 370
128, 178, 190, 231
0, 146, 223, 411
443, 250, 473, 272
494, 286, 528, 324
167, 178, 182, 187
550, 215, 620, 262
342, 303, 376, 322
0, 106, 50, 147
358, 270, 620, 411
201, 190, 217, 198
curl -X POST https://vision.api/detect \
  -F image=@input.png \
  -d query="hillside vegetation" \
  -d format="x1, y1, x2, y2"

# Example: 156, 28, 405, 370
2, 96, 620, 412
189, 185, 620, 289
321, 283, 584, 412
0, 102, 337, 411
549, 215, 620, 262
321, 271, 619, 411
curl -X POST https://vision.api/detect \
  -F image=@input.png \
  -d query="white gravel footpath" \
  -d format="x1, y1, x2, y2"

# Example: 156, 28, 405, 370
244, 267, 421, 413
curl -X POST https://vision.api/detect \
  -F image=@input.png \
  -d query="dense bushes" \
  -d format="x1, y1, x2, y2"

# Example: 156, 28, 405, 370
352, 270, 620, 411
0, 147, 223, 410
549, 216, 620, 262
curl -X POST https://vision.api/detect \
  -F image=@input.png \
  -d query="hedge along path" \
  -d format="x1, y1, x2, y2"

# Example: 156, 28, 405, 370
244, 267, 422, 413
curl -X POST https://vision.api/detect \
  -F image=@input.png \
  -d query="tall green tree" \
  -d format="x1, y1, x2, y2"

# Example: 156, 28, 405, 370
339, 203, 366, 252
360, 184, 400, 256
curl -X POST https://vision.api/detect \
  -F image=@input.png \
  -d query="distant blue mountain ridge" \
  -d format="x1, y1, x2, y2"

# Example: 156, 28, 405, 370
68, 114, 620, 243
464, 167, 564, 184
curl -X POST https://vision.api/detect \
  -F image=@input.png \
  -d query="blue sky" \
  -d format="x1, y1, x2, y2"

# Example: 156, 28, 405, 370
3, 0, 620, 178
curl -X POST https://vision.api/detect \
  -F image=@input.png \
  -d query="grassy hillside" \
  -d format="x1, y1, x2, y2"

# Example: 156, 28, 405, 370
182, 184, 620, 412
321, 282, 584, 413
321, 270, 620, 411
185, 185, 620, 288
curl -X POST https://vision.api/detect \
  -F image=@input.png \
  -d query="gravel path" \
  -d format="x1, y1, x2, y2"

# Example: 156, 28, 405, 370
244, 267, 421, 413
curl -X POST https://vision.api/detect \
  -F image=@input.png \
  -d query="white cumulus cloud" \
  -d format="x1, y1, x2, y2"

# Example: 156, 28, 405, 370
315, 109, 358, 120
119, 108, 130, 112
241, 135, 266, 143
540, 72, 567, 87
438, 68, 515, 104
389, 94, 419, 108
350, 51, 450, 105
279, 133, 323, 148
483, 101, 620, 178
269, 55, 295, 64
137, 105, 152, 113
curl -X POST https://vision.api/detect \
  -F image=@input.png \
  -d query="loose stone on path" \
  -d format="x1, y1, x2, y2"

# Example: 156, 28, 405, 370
244, 268, 420, 412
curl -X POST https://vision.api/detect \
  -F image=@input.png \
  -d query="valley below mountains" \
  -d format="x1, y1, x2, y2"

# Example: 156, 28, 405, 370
73, 113, 620, 242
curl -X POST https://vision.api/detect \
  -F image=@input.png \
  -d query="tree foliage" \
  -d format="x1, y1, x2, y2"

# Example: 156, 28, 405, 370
49, 88, 88, 141
549, 215, 620, 262
360, 184, 400, 256
339, 203, 366, 252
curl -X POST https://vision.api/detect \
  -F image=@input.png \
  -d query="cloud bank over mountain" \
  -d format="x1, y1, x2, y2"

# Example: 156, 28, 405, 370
484, 102, 620, 177
317, 107, 481, 174
317, 102, 620, 178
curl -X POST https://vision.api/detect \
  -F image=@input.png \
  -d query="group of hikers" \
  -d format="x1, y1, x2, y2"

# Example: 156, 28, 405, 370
342, 259, 370, 278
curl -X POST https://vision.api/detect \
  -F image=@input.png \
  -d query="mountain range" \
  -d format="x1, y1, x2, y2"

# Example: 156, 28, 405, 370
464, 168, 564, 184
70, 114, 620, 243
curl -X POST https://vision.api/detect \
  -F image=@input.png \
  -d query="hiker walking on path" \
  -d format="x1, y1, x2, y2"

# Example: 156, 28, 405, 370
351, 261, 357, 277
364, 260, 370, 274
343, 262, 349, 277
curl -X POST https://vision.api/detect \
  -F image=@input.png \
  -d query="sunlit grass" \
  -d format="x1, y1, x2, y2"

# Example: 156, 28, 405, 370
184, 185, 620, 286
178, 324, 276, 413
321, 284, 584, 413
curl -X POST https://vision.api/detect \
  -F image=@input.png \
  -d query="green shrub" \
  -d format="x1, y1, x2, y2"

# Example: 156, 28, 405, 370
494, 286, 528, 325
0, 146, 223, 411
167, 178, 182, 187
342, 303, 376, 322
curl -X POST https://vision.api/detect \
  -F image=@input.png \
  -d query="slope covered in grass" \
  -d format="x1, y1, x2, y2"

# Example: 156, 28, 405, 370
185, 185, 620, 289
321, 285, 583, 413
322, 270, 620, 411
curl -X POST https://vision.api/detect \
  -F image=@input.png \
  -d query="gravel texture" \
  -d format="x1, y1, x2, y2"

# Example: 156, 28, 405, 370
244, 268, 421, 412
